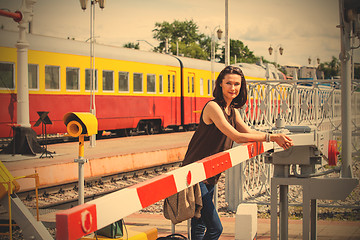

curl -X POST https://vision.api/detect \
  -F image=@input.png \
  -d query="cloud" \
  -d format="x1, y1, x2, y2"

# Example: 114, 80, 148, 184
0, 0, 355, 66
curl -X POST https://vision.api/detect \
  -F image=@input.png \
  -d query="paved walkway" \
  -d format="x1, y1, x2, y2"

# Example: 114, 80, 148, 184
124, 213, 360, 240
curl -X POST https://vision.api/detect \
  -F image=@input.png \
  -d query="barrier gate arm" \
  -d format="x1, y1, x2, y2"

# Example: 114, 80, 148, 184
56, 132, 322, 240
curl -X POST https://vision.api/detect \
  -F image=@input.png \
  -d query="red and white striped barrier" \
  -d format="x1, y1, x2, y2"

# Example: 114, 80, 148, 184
56, 132, 329, 240
56, 141, 273, 240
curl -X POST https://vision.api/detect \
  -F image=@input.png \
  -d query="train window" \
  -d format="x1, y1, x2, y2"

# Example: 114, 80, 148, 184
118, 71, 129, 92
200, 78, 204, 95
85, 69, 98, 91
191, 76, 194, 93
147, 74, 156, 93
207, 79, 211, 95
66, 67, 80, 91
28, 64, 38, 90
212, 80, 215, 92
187, 76, 190, 93
133, 73, 143, 92
172, 75, 175, 93
45, 65, 60, 90
103, 70, 114, 91
167, 75, 171, 93
0, 62, 15, 89
159, 75, 163, 93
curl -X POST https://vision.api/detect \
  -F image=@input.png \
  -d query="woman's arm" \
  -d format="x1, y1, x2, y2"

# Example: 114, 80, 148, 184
203, 102, 293, 149
234, 109, 261, 134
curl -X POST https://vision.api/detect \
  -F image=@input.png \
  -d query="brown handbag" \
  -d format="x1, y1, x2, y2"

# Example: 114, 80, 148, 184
163, 183, 202, 225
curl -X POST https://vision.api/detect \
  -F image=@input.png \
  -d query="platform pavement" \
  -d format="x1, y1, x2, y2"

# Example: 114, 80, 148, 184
0, 131, 194, 191
37, 209, 360, 239
123, 213, 360, 240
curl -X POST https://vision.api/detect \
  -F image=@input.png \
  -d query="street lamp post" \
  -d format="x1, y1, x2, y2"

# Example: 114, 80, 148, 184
79, 0, 104, 148
207, 26, 223, 86
307, 57, 320, 66
77, 0, 104, 205
308, 57, 320, 79
268, 44, 284, 69
225, 0, 230, 66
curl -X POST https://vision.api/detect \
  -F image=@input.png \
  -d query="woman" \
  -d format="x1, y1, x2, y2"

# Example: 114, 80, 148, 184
182, 66, 293, 240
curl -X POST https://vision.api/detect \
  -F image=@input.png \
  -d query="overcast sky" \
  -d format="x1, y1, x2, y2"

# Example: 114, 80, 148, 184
0, 0, 359, 67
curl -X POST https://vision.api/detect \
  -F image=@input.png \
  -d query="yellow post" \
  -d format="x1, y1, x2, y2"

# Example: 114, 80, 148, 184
7, 182, 12, 240
79, 135, 85, 158
63, 112, 98, 205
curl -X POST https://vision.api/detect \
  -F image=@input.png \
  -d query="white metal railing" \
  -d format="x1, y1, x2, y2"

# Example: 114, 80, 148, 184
226, 79, 360, 210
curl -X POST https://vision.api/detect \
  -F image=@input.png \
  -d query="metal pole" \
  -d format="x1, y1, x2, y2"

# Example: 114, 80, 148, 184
270, 178, 277, 240
311, 199, 318, 240
187, 219, 191, 240
279, 185, 288, 240
211, 33, 215, 84
78, 158, 85, 205
339, 0, 353, 178
225, 0, 229, 66
16, 0, 36, 128
303, 190, 310, 240
171, 223, 175, 234
76, 135, 87, 205
90, 0, 96, 147
176, 40, 179, 56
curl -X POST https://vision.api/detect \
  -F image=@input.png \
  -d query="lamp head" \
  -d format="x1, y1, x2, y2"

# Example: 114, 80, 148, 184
216, 28, 223, 40
279, 46, 284, 55
268, 46, 273, 55
98, 0, 105, 9
79, 0, 88, 10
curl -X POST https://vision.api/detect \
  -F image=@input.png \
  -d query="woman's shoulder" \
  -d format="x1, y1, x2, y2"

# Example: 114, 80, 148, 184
204, 101, 222, 112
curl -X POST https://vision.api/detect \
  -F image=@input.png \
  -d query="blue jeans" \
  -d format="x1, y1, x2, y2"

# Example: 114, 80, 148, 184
191, 182, 223, 240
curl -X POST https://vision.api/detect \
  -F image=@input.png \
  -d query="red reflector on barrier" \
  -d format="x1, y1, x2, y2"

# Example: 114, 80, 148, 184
187, 171, 192, 186
135, 174, 177, 208
56, 204, 97, 240
247, 142, 264, 158
328, 140, 339, 166
201, 152, 232, 179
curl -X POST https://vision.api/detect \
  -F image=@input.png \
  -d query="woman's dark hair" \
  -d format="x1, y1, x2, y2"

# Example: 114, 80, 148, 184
213, 65, 247, 109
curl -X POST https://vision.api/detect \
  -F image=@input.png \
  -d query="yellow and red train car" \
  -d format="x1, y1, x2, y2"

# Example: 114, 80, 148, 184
0, 29, 279, 138
0, 29, 224, 138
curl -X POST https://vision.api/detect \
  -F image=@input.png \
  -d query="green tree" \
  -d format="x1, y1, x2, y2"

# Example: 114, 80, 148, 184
123, 42, 140, 50
318, 56, 340, 79
151, 20, 259, 63
219, 39, 259, 64
152, 19, 211, 59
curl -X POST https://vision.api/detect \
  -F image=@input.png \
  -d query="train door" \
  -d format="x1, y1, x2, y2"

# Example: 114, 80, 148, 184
187, 72, 196, 124
167, 71, 177, 125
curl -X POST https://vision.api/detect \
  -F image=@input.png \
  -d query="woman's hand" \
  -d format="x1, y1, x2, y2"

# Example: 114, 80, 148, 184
270, 134, 294, 150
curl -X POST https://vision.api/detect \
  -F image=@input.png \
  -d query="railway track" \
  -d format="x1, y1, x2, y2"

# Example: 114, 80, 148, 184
19, 161, 182, 210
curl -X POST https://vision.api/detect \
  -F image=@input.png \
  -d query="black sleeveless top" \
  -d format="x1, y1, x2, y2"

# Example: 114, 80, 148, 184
182, 100, 237, 185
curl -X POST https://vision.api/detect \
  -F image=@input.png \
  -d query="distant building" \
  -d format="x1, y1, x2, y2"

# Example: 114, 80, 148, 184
283, 65, 300, 79
283, 65, 324, 80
